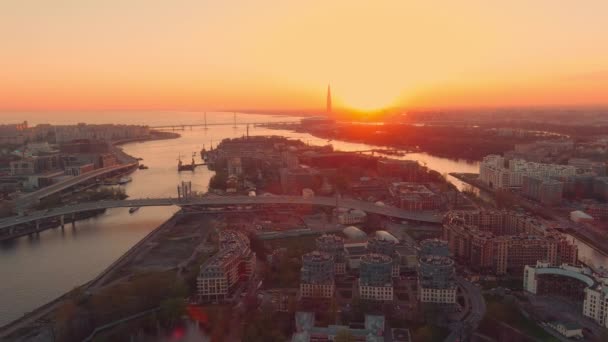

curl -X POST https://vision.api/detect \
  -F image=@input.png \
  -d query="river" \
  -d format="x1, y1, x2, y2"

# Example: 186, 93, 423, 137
0, 112, 605, 326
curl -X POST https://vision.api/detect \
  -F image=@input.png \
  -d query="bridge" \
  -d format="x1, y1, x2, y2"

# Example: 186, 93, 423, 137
0, 195, 444, 238
149, 121, 297, 130
13, 163, 138, 209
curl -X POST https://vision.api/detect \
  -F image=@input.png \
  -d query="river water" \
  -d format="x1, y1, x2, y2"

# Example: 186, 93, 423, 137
0, 112, 605, 326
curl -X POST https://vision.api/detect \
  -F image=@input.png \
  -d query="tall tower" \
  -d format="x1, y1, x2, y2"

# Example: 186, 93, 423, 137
326, 84, 332, 115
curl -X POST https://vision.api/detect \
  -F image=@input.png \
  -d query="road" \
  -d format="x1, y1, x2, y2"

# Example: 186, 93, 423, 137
13, 163, 137, 209
0, 195, 445, 232
445, 276, 486, 342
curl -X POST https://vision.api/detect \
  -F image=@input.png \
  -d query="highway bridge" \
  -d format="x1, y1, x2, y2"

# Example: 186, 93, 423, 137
0, 195, 444, 238
149, 121, 297, 130
13, 163, 138, 209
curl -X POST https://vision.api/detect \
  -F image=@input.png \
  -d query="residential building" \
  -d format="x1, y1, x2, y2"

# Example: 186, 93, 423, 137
280, 166, 322, 195
418, 255, 457, 304
524, 261, 608, 328
316, 234, 346, 275
522, 175, 563, 206
479, 155, 575, 189
389, 182, 441, 211
227, 157, 243, 176
197, 231, 256, 302
419, 239, 450, 258
443, 210, 577, 275
593, 177, 608, 201
300, 251, 335, 298
359, 254, 393, 301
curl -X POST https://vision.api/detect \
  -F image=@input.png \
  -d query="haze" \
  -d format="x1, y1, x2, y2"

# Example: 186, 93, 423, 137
1, 0, 608, 113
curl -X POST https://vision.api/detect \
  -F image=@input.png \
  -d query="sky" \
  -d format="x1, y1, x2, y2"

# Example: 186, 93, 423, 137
1, 0, 608, 113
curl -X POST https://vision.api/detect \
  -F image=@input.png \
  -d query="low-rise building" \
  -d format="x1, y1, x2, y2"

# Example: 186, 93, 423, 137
335, 207, 367, 225
389, 182, 441, 211
546, 321, 583, 339
292, 311, 385, 342
65, 163, 95, 176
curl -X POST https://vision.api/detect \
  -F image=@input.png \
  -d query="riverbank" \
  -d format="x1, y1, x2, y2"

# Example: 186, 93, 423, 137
0, 210, 183, 340
287, 123, 514, 162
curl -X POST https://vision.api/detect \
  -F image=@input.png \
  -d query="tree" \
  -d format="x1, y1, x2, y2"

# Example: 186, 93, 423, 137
335, 329, 356, 342
159, 298, 186, 328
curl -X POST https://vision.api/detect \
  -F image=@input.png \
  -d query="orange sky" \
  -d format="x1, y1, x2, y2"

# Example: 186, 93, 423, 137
1, 0, 608, 113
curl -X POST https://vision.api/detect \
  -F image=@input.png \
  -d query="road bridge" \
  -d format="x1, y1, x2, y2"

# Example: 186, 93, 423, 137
13, 163, 138, 209
0, 195, 444, 239
149, 121, 296, 130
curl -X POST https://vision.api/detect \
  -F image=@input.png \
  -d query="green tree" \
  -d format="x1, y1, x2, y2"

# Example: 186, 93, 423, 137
159, 298, 186, 328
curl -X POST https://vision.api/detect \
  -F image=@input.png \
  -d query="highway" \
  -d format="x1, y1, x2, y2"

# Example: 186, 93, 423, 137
0, 195, 444, 231
13, 163, 137, 208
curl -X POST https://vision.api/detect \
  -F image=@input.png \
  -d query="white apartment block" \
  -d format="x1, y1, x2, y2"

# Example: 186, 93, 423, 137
300, 283, 335, 298
359, 282, 394, 301
418, 287, 457, 304
479, 155, 575, 189
583, 286, 608, 328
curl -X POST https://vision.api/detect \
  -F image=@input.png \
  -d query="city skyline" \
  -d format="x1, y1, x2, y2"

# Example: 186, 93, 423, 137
1, 1, 608, 113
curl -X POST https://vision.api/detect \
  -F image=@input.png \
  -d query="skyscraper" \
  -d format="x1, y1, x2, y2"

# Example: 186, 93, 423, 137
326, 84, 332, 115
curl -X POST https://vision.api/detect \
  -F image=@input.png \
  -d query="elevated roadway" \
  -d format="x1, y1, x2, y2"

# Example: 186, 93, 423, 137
0, 195, 444, 232
13, 163, 137, 209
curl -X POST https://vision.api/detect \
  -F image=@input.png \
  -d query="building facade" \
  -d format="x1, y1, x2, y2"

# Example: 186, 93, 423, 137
300, 251, 335, 298
480, 155, 575, 189
316, 234, 346, 275
524, 261, 608, 328
359, 254, 394, 301
197, 231, 256, 302
443, 210, 577, 275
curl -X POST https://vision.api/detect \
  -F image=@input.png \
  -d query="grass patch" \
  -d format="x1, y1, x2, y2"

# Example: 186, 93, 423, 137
479, 295, 558, 342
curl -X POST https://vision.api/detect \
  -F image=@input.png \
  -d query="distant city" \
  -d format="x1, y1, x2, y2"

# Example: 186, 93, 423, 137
1, 112, 607, 342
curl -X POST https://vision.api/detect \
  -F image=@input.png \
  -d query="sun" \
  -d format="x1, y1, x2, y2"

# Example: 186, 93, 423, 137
336, 85, 401, 112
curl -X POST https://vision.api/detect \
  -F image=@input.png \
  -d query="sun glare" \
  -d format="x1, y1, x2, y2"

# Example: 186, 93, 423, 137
337, 87, 401, 112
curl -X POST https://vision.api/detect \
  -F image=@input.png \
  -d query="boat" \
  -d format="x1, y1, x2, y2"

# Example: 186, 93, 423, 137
138, 164, 149, 170
177, 153, 196, 172
118, 176, 132, 184
129, 207, 140, 214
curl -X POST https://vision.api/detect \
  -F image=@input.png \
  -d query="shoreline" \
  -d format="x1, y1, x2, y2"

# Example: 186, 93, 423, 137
0, 209, 181, 338
0, 132, 181, 334
298, 126, 484, 163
